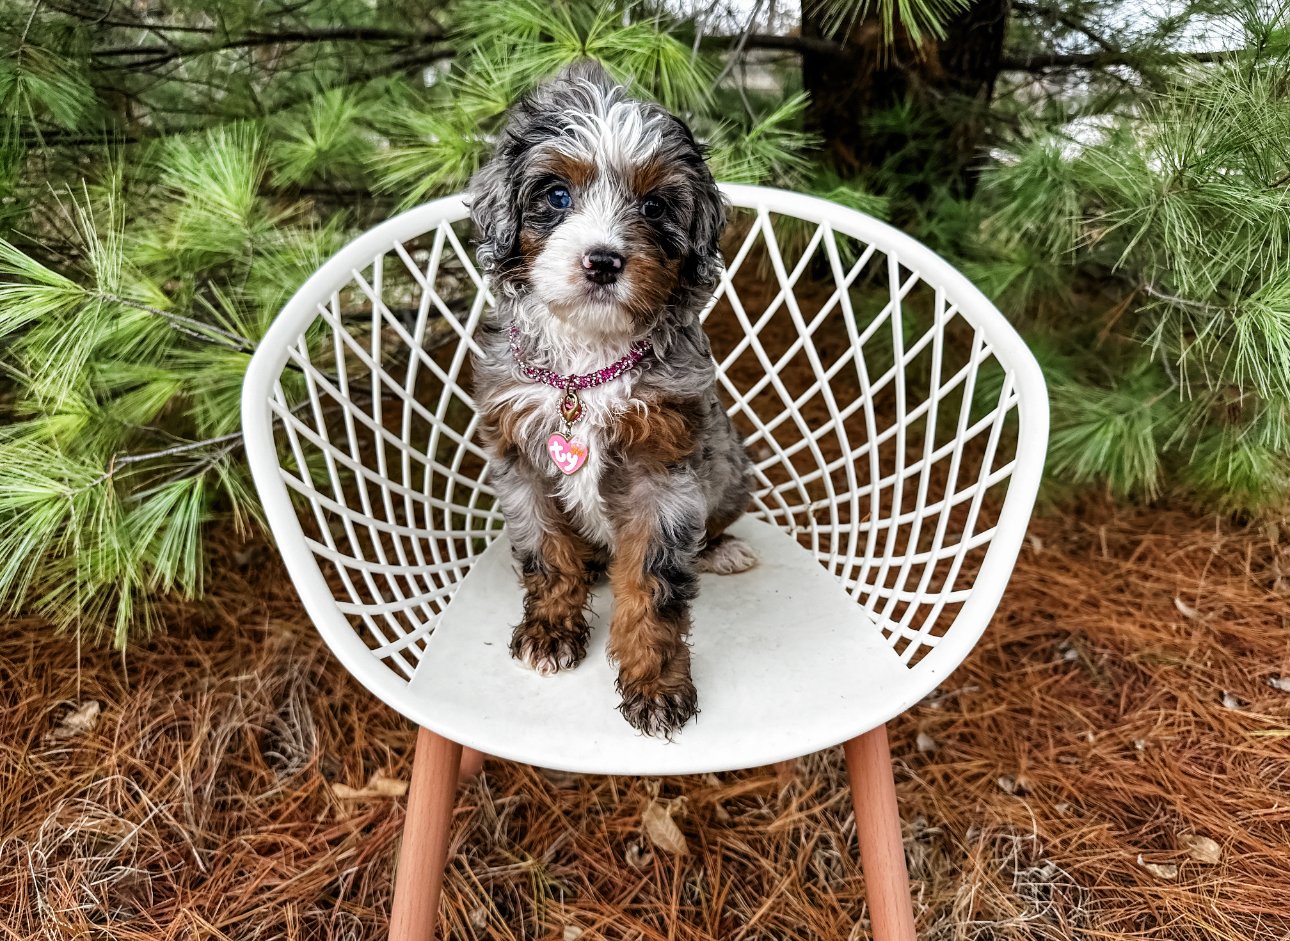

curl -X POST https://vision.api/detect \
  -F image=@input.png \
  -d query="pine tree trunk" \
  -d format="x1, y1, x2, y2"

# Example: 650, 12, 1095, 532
800, 0, 1011, 192
937, 0, 1012, 185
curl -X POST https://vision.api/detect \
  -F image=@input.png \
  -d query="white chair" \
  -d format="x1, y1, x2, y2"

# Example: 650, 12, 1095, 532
241, 184, 1048, 941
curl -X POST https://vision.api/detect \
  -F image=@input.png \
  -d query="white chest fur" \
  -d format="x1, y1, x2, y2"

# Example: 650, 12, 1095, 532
500, 378, 640, 548
499, 310, 647, 548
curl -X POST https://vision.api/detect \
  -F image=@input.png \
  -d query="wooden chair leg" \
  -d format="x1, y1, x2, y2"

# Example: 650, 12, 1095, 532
844, 725, 916, 941
458, 747, 485, 781
390, 727, 462, 941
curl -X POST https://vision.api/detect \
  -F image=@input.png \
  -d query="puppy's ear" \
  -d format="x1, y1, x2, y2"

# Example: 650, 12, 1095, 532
470, 62, 611, 278
668, 117, 726, 288
688, 169, 726, 288
467, 145, 519, 279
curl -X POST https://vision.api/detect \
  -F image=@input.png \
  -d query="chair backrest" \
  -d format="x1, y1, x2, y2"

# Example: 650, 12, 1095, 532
242, 184, 1048, 711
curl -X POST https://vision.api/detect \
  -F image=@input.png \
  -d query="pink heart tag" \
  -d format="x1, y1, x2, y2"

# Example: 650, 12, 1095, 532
547, 433, 588, 475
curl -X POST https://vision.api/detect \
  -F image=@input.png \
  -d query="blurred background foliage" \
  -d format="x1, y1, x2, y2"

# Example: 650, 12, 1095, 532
0, 0, 1286, 644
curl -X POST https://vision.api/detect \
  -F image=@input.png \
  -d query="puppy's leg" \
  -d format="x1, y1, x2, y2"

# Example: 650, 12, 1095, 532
513, 529, 594, 675
696, 532, 758, 575
607, 470, 704, 737
696, 406, 757, 576
497, 464, 593, 676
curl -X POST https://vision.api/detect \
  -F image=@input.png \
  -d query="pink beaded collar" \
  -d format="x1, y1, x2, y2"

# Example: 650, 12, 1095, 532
507, 321, 652, 476
506, 322, 651, 392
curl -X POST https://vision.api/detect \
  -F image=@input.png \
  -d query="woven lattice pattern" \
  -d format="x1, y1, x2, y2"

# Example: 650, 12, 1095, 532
707, 206, 1020, 666
269, 220, 497, 681
257, 189, 1029, 689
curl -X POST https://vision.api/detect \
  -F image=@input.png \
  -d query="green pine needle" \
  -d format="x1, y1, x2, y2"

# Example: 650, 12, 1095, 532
1046, 364, 1178, 501
708, 93, 818, 185
127, 474, 210, 597
270, 87, 374, 187
0, 0, 1287, 648
371, 105, 490, 207
0, 40, 94, 131
805, 0, 972, 45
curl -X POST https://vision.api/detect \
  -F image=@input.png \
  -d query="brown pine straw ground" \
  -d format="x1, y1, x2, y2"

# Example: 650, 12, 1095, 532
2, 502, 1289, 941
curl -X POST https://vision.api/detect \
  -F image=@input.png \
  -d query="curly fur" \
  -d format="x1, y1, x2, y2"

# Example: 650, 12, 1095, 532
469, 61, 755, 737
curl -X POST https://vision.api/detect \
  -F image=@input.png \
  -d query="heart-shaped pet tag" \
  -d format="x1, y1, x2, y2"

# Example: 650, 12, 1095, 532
547, 433, 588, 475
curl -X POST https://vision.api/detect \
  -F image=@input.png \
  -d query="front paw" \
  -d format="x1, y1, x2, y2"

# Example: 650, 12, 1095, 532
510, 616, 589, 676
617, 675, 699, 738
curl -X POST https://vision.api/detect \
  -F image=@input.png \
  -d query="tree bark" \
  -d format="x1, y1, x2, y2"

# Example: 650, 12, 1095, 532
800, 0, 1011, 192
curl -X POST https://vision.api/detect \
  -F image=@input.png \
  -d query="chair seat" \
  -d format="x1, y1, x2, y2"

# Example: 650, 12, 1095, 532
404, 517, 916, 775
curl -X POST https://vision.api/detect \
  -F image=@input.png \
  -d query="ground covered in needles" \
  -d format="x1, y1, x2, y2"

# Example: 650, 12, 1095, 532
3, 502, 1288, 940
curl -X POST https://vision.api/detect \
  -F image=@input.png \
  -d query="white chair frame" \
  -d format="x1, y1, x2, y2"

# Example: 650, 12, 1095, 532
242, 184, 1048, 940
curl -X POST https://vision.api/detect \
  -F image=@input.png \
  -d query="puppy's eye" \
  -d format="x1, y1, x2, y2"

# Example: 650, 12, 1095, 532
547, 186, 572, 210
640, 196, 666, 220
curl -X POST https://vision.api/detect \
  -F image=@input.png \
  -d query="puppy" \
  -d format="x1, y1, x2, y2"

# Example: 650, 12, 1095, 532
468, 61, 755, 737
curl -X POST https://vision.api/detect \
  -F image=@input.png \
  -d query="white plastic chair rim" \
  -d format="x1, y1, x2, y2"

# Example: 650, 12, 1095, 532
241, 183, 1049, 773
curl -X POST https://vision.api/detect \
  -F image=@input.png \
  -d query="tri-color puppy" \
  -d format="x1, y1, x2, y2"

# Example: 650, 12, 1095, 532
468, 61, 755, 737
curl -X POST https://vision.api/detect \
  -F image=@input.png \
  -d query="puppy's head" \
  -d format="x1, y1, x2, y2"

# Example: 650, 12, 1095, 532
469, 60, 725, 336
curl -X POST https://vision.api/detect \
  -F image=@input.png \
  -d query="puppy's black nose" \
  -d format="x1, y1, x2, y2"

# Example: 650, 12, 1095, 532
582, 248, 625, 284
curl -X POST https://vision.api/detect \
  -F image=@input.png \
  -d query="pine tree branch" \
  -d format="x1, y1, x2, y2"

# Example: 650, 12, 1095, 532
703, 32, 844, 57
1139, 281, 1228, 315
710, 0, 769, 112
93, 26, 447, 70
99, 293, 256, 353
1001, 47, 1241, 71
25, 31, 831, 149
18, 0, 42, 46
89, 26, 840, 68
709, 29, 1240, 69
102, 432, 246, 475
87, 391, 367, 489
42, 0, 325, 34
20, 46, 454, 146
1010, 0, 1121, 55
88, 26, 838, 70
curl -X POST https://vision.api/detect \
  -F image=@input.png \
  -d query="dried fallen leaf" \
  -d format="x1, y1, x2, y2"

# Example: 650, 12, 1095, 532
366, 772, 409, 797
1174, 596, 1201, 620
563, 926, 584, 941
331, 772, 408, 800
330, 783, 372, 800
624, 841, 653, 869
641, 798, 689, 856
48, 701, 100, 741
996, 775, 1026, 795
916, 732, 937, 753
1137, 854, 1179, 880
1181, 834, 1221, 865
1268, 675, 1290, 693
